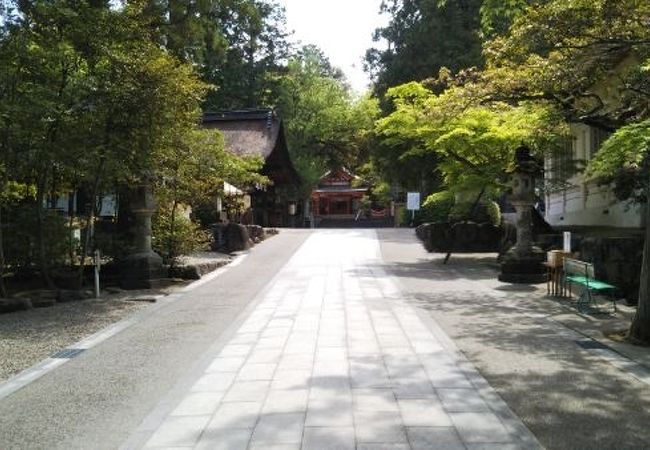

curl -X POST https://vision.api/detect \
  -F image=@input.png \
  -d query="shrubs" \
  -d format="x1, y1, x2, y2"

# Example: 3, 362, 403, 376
449, 200, 501, 226
152, 208, 211, 265
4, 205, 71, 271
410, 190, 501, 226
420, 191, 455, 223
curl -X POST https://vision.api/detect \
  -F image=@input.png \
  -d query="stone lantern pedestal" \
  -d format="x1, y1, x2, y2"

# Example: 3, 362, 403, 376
120, 183, 165, 289
498, 146, 547, 284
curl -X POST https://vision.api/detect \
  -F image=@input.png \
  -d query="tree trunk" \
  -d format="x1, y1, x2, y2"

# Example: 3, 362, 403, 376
36, 181, 56, 290
0, 205, 7, 298
68, 190, 76, 269
629, 178, 650, 343
169, 198, 178, 268
77, 160, 105, 289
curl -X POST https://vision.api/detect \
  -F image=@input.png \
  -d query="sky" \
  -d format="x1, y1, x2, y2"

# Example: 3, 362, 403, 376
277, 0, 388, 93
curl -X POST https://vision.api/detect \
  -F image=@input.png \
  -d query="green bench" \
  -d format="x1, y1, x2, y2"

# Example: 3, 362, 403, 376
563, 257, 617, 313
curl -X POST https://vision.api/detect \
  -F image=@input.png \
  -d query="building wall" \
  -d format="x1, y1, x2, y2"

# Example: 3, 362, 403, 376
544, 123, 644, 229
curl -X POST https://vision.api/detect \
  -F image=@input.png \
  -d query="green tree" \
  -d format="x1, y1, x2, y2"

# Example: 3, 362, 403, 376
365, 0, 484, 101
588, 120, 650, 343
154, 129, 266, 263
0, 0, 264, 289
375, 81, 566, 198
275, 46, 379, 192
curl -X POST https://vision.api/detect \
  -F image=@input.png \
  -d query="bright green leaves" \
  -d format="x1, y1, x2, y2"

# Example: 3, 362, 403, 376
588, 119, 650, 184
376, 82, 565, 194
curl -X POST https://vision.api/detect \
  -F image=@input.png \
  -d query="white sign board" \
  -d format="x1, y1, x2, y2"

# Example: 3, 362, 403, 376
407, 192, 421, 211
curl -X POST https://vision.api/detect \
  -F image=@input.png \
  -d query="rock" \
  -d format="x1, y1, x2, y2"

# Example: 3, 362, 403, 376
0, 297, 33, 313
246, 225, 266, 242
57, 290, 89, 303
15, 290, 57, 308
169, 260, 230, 280
224, 223, 251, 253
105, 286, 125, 294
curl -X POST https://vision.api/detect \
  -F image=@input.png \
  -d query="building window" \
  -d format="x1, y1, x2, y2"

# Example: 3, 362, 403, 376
589, 127, 612, 160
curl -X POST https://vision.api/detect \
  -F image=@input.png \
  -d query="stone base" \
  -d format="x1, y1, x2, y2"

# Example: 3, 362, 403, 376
498, 247, 547, 284
120, 251, 166, 290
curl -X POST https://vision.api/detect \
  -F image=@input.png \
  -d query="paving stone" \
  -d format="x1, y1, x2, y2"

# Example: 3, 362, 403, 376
206, 357, 246, 373
229, 333, 260, 345
311, 375, 351, 391
136, 231, 537, 450
261, 327, 292, 339
257, 336, 289, 349
450, 411, 513, 443
143, 415, 210, 448
356, 444, 411, 450
170, 392, 224, 416
219, 344, 253, 357
354, 410, 406, 443
437, 388, 490, 412
406, 426, 465, 450
271, 370, 312, 390
391, 377, 436, 398
315, 347, 347, 362
277, 354, 315, 371
397, 397, 452, 427
312, 361, 349, 377
262, 389, 309, 414
237, 363, 277, 381
305, 398, 354, 427
191, 372, 236, 392
421, 360, 473, 389
194, 427, 251, 450
353, 389, 399, 412
350, 359, 391, 388
223, 381, 270, 402
284, 341, 317, 355
250, 412, 305, 445
302, 426, 355, 450
464, 444, 528, 450
208, 401, 262, 429
249, 443, 300, 450
248, 348, 284, 364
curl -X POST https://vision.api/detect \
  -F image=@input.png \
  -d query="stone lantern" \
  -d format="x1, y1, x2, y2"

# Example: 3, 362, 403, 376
498, 145, 546, 283
120, 182, 165, 289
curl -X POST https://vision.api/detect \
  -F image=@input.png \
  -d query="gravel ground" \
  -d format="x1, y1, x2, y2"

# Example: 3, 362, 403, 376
0, 295, 150, 382
0, 251, 233, 383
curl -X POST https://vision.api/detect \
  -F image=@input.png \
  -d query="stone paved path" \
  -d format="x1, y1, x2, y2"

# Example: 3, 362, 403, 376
129, 230, 540, 449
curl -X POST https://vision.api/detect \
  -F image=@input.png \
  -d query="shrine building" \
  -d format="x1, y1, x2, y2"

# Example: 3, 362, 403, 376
311, 167, 368, 218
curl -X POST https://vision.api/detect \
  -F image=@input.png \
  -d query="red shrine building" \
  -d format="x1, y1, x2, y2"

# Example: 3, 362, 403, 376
311, 167, 368, 218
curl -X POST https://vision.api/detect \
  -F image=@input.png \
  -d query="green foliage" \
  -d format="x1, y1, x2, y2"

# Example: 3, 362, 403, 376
152, 208, 211, 265
480, 0, 650, 129
419, 191, 455, 223
449, 201, 501, 226
587, 119, 650, 203
371, 182, 392, 208
366, 0, 484, 100
375, 82, 565, 195
4, 205, 70, 270
479, 0, 545, 38
140, 0, 290, 109
275, 46, 380, 193
0, 1, 270, 287
414, 190, 500, 226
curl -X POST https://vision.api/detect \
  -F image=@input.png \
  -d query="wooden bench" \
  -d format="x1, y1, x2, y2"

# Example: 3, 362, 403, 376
563, 257, 617, 313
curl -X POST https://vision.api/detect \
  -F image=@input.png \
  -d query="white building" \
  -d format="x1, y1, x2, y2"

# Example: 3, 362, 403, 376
544, 123, 644, 230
